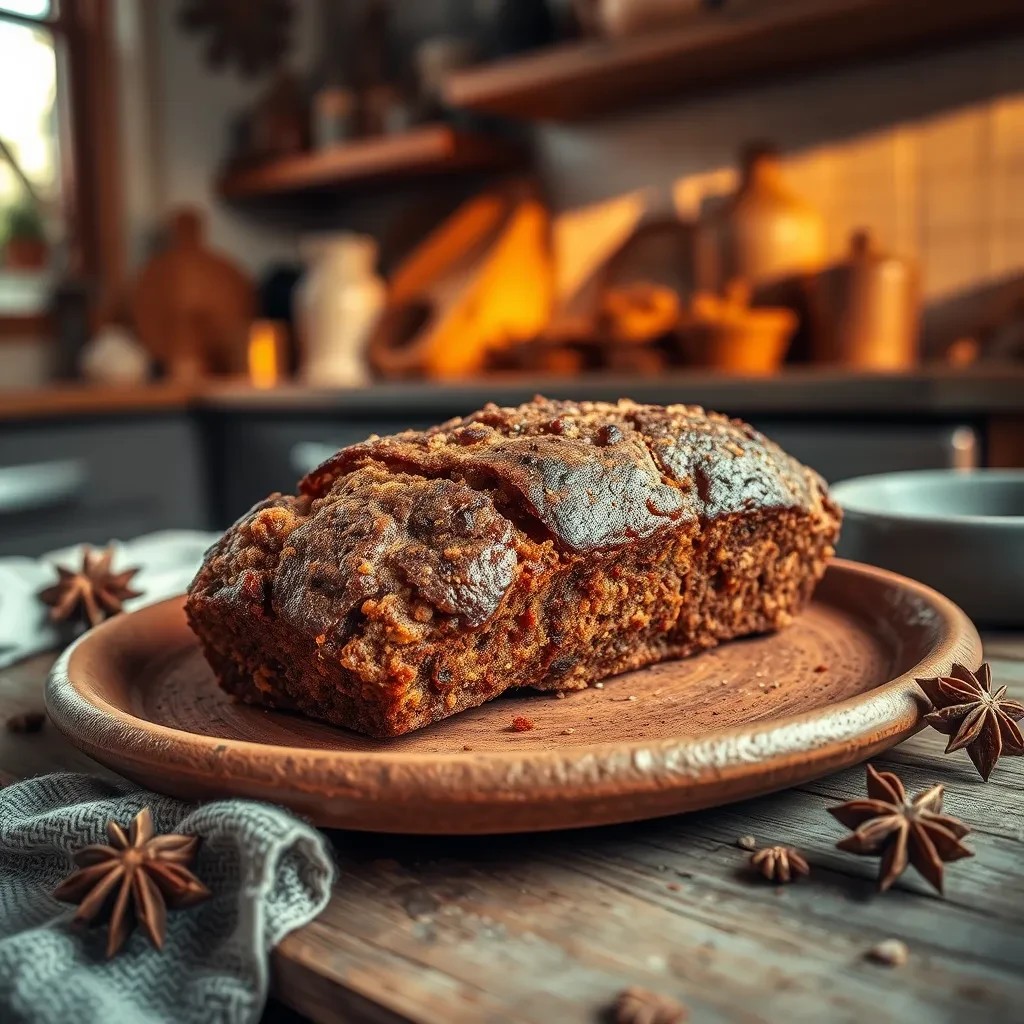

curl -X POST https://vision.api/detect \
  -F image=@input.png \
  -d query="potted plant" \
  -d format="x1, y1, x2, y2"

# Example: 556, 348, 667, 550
1, 199, 48, 270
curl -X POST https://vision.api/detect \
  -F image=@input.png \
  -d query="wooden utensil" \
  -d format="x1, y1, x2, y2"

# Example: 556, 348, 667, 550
367, 186, 554, 379
131, 208, 255, 380
46, 560, 979, 835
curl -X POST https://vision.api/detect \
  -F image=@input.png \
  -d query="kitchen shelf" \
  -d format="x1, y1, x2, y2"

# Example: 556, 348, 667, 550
443, 0, 1024, 121
217, 124, 523, 200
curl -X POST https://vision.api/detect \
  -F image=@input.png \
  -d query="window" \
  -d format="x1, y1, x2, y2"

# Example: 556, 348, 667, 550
0, 0, 120, 334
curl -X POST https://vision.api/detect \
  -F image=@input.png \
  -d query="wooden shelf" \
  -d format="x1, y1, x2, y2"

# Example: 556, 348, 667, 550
217, 125, 523, 201
443, 0, 1024, 121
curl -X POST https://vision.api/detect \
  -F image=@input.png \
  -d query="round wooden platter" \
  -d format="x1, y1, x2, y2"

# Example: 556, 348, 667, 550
46, 559, 981, 835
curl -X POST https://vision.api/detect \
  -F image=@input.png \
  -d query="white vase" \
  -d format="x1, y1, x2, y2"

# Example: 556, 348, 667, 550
297, 233, 385, 386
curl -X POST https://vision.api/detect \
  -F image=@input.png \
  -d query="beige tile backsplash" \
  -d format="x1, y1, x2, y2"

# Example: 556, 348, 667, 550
541, 35, 1024, 353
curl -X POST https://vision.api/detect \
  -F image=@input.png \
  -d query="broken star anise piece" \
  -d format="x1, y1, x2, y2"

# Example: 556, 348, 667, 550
916, 662, 1024, 781
749, 845, 810, 884
828, 764, 973, 894
53, 806, 210, 958
39, 546, 143, 628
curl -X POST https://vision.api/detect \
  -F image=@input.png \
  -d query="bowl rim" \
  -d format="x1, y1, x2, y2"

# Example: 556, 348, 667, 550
827, 466, 1024, 524
831, 468, 1024, 527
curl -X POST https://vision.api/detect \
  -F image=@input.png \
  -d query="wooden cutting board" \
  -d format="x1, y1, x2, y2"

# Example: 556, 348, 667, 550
45, 560, 980, 834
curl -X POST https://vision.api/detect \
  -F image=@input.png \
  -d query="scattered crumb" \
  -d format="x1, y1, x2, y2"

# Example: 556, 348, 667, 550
737, 835, 758, 851
560, 728, 575, 736
510, 716, 534, 733
814, 664, 829, 673
555, 691, 566, 699
5, 711, 45, 734
462, 744, 473, 751
867, 939, 909, 967
613, 986, 688, 1024
593, 682, 605, 690
610, 695, 638, 702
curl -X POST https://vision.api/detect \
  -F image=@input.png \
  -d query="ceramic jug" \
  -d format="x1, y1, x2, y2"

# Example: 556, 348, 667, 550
696, 143, 826, 295
297, 233, 385, 386
815, 229, 920, 370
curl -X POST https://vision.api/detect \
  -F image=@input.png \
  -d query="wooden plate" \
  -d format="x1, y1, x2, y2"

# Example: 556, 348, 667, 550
46, 560, 981, 834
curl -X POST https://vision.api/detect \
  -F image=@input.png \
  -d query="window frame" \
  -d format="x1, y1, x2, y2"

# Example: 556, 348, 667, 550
0, 0, 123, 339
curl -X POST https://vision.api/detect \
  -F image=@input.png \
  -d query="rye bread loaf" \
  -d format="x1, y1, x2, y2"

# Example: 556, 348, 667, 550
186, 397, 842, 736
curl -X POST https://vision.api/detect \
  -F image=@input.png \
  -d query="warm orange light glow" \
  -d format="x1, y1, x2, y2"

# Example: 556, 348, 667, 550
374, 193, 554, 379
247, 320, 286, 388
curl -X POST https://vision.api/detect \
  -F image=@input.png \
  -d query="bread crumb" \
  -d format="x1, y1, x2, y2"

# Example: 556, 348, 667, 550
867, 939, 908, 967
737, 835, 757, 851
560, 728, 575, 735
593, 682, 605, 690
814, 664, 829, 673
510, 716, 534, 732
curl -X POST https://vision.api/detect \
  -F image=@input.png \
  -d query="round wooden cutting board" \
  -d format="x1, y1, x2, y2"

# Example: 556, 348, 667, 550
46, 560, 981, 834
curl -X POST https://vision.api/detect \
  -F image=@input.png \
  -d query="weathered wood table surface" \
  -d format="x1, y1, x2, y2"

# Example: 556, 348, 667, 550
2, 641, 1022, 1024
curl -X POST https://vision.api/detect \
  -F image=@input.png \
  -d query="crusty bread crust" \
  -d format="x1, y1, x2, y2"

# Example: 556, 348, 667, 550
186, 397, 841, 736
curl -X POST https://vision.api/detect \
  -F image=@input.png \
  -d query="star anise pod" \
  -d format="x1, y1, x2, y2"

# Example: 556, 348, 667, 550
916, 662, 1024, 781
53, 807, 210, 958
828, 764, 973, 894
614, 986, 689, 1024
39, 546, 142, 628
749, 845, 810, 883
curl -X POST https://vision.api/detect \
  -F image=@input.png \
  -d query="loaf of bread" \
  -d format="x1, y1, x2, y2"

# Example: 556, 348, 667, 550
186, 398, 841, 736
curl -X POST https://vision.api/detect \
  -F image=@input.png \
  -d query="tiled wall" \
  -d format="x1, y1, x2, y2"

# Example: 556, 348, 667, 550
541, 35, 1024, 352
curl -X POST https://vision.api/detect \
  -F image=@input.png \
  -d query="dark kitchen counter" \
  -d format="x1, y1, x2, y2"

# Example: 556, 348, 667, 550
2, 367, 1022, 551
201, 367, 1024, 419
3, 366, 1024, 423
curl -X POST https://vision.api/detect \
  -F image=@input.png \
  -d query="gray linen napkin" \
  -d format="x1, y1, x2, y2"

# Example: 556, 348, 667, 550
0, 773, 336, 1024
0, 531, 219, 670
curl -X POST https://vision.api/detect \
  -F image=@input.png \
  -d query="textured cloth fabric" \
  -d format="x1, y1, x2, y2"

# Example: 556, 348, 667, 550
0, 773, 336, 1024
0, 531, 219, 670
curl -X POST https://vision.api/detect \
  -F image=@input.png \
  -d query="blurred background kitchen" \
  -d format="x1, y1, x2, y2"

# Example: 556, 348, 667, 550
2, 0, 1024, 556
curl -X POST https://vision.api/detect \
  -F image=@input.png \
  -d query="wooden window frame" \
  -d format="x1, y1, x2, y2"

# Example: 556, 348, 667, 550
0, 0, 123, 340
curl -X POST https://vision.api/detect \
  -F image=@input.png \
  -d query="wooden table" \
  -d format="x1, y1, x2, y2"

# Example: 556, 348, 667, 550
2, 642, 1023, 1024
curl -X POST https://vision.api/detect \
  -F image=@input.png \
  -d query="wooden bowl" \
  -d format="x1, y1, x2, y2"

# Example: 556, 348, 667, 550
46, 560, 980, 834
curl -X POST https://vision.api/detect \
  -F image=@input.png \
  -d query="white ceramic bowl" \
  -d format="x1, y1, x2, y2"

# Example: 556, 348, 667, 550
831, 469, 1024, 627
